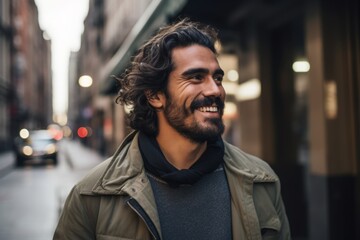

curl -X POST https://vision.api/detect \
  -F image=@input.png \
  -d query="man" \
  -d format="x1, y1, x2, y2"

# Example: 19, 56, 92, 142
54, 19, 291, 240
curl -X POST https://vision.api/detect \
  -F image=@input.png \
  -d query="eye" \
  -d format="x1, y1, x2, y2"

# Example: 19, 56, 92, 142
213, 75, 223, 82
192, 74, 204, 80
189, 74, 204, 80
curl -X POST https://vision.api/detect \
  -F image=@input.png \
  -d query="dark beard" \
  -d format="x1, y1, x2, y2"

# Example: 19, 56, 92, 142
164, 96, 225, 143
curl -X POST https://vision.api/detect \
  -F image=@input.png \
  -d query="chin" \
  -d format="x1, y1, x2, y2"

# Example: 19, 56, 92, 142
187, 125, 224, 143
195, 132, 221, 143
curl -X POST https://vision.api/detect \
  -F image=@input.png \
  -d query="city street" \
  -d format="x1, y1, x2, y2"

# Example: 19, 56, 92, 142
0, 140, 104, 240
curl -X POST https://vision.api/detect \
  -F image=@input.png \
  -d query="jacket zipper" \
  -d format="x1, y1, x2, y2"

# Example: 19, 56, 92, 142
127, 198, 161, 240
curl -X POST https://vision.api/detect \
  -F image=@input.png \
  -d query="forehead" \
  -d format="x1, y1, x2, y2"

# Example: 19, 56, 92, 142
171, 45, 220, 71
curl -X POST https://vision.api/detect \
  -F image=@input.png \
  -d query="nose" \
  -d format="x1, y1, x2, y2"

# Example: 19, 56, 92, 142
203, 77, 224, 97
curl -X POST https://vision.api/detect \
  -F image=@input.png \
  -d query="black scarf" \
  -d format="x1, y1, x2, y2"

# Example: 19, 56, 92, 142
138, 132, 224, 187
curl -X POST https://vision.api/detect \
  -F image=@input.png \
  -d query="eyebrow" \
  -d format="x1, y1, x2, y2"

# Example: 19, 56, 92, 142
181, 68, 224, 77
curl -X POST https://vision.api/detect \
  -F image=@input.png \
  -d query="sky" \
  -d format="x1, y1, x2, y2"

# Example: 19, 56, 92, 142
34, 0, 89, 119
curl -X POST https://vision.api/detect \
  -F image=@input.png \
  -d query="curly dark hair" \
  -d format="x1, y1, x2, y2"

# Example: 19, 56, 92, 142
116, 18, 219, 136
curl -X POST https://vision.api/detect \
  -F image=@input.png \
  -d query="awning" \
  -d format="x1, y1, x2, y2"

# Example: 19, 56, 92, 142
100, 0, 187, 95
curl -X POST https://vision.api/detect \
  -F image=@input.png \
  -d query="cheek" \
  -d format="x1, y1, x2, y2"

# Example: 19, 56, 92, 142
176, 88, 199, 107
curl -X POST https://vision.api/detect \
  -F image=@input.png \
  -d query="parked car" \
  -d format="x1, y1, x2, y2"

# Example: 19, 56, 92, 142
14, 129, 58, 167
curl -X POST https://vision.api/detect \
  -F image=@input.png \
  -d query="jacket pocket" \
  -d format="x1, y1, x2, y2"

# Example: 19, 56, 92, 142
259, 214, 281, 239
253, 184, 282, 239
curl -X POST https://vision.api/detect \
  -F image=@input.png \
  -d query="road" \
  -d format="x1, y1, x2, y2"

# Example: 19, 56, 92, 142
0, 140, 104, 240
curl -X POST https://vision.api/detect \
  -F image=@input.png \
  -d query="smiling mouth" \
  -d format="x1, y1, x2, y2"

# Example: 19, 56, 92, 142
197, 104, 219, 113
191, 97, 224, 115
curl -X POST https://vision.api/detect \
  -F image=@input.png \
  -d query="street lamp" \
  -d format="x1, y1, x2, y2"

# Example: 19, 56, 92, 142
78, 75, 93, 87
292, 60, 310, 73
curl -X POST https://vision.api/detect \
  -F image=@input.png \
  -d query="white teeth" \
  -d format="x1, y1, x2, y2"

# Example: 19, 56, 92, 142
198, 106, 218, 112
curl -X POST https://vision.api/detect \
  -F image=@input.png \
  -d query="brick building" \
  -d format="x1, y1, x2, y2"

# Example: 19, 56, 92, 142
0, 0, 53, 151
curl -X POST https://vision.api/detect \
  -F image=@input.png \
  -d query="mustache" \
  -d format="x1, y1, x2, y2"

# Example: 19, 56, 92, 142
190, 96, 225, 113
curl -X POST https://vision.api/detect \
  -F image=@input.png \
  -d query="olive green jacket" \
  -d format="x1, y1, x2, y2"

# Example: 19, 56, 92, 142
54, 132, 291, 240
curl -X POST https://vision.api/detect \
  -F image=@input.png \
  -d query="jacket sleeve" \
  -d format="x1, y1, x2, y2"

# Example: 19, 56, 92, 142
274, 180, 292, 240
53, 186, 95, 240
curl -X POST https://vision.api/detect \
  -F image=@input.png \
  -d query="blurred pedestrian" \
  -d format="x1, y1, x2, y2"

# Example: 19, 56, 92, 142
54, 18, 291, 240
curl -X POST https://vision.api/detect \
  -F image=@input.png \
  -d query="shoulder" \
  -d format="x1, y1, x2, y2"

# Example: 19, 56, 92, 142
74, 132, 140, 195
74, 157, 113, 195
223, 141, 278, 181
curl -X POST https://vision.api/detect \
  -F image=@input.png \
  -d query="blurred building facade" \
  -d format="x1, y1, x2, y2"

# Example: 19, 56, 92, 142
69, 0, 359, 239
69, 0, 153, 155
0, 0, 12, 151
0, 0, 53, 151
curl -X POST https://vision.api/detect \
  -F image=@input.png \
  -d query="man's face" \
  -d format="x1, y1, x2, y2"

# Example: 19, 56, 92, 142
162, 44, 226, 143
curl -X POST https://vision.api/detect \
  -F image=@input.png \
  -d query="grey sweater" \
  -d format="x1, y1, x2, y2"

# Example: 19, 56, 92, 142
148, 165, 232, 240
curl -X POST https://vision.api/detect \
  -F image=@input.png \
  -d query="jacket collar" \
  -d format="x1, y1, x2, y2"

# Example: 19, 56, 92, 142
92, 131, 277, 195
92, 131, 144, 195
223, 141, 277, 183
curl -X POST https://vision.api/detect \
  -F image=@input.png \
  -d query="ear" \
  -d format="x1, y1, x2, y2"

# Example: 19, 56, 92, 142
145, 90, 166, 109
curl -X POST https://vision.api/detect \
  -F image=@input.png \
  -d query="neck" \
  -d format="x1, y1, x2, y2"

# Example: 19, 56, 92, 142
156, 127, 207, 170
